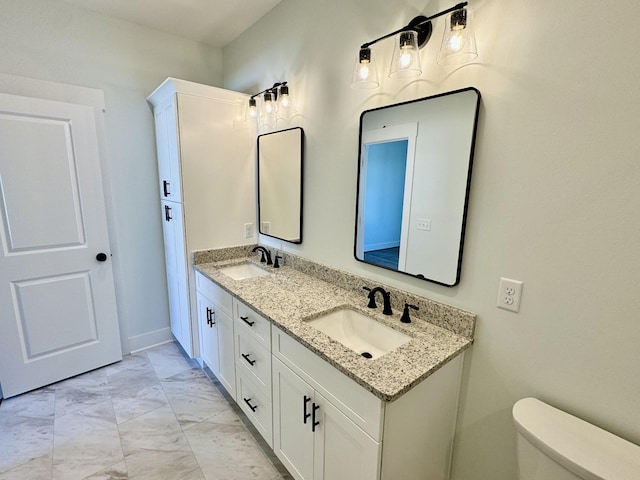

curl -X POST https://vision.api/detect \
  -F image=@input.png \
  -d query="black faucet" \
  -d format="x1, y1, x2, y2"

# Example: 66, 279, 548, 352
251, 246, 272, 265
363, 286, 393, 316
400, 303, 419, 323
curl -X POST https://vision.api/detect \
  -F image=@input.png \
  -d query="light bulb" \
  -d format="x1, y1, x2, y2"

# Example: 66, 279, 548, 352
448, 33, 464, 52
263, 92, 273, 114
358, 61, 371, 80
248, 98, 257, 117
399, 47, 413, 68
280, 94, 290, 108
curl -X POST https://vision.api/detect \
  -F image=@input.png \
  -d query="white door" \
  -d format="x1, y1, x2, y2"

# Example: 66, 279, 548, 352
0, 91, 121, 398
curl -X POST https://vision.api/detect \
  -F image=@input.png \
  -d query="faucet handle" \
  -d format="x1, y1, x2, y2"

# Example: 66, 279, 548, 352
274, 255, 283, 268
258, 250, 266, 263
400, 303, 419, 323
362, 286, 377, 308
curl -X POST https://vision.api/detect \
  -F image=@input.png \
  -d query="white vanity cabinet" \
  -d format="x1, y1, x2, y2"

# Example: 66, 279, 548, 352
148, 78, 256, 357
272, 327, 464, 480
234, 300, 273, 447
195, 272, 236, 400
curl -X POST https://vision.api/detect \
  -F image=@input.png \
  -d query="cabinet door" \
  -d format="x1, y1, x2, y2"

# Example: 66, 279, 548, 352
273, 358, 315, 480
197, 293, 219, 375
153, 98, 182, 202
313, 392, 381, 480
161, 200, 191, 355
216, 310, 236, 400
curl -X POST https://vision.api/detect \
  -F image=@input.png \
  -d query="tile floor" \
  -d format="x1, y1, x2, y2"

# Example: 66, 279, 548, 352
0, 342, 292, 480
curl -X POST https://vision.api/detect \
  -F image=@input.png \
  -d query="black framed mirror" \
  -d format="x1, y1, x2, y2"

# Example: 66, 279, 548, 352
354, 88, 480, 286
257, 127, 304, 243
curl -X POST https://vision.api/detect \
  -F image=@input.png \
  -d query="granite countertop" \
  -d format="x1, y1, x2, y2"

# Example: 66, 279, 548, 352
195, 257, 472, 403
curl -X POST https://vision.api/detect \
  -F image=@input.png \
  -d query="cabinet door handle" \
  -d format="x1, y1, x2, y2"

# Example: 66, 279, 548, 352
303, 395, 311, 424
312, 403, 320, 432
206, 307, 215, 326
240, 316, 255, 327
241, 353, 256, 366
163, 180, 170, 197
243, 397, 257, 412
164, 205, 172, 221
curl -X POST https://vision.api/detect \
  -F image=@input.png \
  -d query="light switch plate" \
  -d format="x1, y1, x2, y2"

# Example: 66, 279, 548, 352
497, 277, 523, 312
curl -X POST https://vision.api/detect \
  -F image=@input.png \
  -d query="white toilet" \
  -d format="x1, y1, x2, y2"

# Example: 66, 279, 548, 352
513, 397, 640, 480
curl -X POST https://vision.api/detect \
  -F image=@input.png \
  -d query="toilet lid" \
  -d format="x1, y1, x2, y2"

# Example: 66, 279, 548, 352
513, 398, 640, 480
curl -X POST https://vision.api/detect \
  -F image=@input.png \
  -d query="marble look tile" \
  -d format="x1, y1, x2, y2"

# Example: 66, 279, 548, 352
0, 453, 52, 480
104, 352, 151, 377
178, 468, 206, 480
83, 460, 128, 480
146, 343, 200, 380
52, 368, 111, 418
118, 405, 199, 480
110, 383, 168, 425
161, 369, 232, 429
0, 389, 55, 473
52, 400, 123, 480
184, 418, 280, 480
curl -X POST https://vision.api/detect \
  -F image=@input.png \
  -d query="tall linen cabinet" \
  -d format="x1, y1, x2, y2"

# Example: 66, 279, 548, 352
148, 78, 256, 357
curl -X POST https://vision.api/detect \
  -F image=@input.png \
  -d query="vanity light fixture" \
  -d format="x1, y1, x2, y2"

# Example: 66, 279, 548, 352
351, 1, 477, 89
248, 81, 292, 120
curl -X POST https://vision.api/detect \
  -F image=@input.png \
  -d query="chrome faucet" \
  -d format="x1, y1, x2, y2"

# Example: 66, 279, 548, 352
363, 286, 393, 316
251, 246, 272, 265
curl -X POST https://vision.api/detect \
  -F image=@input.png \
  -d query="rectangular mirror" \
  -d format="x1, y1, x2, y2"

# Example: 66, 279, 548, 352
257, 127, 304, 243
354, 88, 480, 286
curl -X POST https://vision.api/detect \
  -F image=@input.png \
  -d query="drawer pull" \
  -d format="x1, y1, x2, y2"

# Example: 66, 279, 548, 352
303, 395, 311, 424
163, 180, 170, 197
240, 316, 255, 327
241, 353, 256, 366
312, 403, 320, 432
243, 397, 257, 412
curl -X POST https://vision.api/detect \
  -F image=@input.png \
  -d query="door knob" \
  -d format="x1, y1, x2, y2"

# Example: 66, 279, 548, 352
96, 253, 108, 262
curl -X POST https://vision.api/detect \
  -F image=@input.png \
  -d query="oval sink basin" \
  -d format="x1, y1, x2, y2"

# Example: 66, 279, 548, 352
218, 262, 271, 281
305, 308, 411, 359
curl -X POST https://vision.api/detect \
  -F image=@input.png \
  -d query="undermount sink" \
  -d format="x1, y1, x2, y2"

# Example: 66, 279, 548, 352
305, 308, 411, 359
218, 262, 271, 281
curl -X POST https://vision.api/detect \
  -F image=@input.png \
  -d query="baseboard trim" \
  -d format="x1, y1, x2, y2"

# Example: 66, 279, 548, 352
128, 327, 173, 354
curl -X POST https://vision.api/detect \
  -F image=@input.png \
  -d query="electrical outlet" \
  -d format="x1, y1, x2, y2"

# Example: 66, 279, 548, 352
262, 221, 270, 234
497, 277, 523, 312
417, 218, 431, 231
244, 223, 253, 238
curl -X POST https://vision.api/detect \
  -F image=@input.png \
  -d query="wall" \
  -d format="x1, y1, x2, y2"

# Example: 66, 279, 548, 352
0, 0, 223, 352
223, 0, 640, 478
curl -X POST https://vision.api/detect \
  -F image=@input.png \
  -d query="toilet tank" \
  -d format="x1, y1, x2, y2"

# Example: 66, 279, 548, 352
512, 398, 640, 480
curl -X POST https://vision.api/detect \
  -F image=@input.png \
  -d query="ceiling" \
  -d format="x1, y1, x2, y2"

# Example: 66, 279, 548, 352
62, 0, 282, 47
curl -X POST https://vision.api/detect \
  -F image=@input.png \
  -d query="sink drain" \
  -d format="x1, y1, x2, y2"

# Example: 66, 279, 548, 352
360, 351, 373, 359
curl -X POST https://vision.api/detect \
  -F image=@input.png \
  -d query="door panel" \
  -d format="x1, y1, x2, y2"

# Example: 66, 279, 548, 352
0, 90, 121, 398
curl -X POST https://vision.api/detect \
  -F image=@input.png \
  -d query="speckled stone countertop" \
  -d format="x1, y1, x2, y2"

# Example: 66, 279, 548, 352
195, 254, 475, 403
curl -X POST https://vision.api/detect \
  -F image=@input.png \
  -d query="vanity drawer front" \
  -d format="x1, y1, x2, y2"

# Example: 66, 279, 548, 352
272, 327, 384, 441
236, 371, 273, 448
235, 300, 271, 347
236, 331, 271, 398
195, 272, 232, 316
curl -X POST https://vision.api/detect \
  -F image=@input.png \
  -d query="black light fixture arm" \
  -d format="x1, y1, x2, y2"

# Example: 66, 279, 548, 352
360, 1, 468, 49
250, 81, 288, 100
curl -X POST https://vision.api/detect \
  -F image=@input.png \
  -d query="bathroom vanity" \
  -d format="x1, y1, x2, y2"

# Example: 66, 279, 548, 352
193, 249, 475, 480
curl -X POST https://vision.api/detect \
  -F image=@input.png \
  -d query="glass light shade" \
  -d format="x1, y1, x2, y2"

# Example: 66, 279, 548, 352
389, 30, 422, 78
437, 8, 478, 65
248, 98, 257, 118
263, 91, 275, 114
277, 85, 292, 120
351, 48, 380, 89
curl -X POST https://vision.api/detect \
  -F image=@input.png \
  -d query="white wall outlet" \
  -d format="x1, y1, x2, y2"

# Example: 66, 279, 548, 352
497, 277, 523, 312
244, 223, 253, 238
262, 221, 270, 234
417, 218, 431, 231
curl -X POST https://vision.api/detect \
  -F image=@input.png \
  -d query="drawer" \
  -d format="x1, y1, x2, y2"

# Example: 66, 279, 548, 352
234, 300, 271, 348
272, 327, 384, 441
195, 272, 232, 317
236, 331, 271, 398
236, 371, 273, 447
